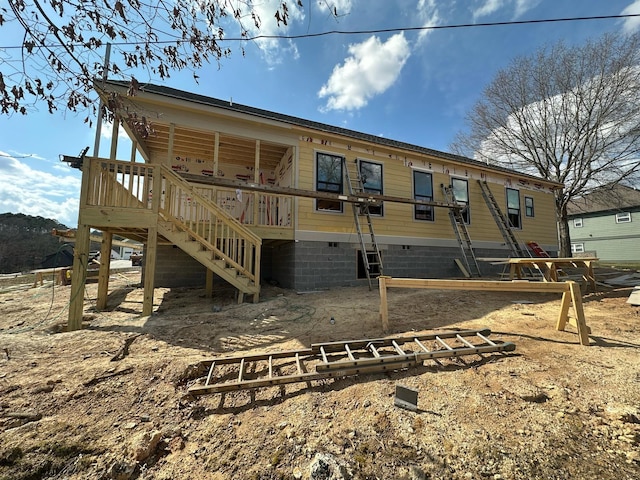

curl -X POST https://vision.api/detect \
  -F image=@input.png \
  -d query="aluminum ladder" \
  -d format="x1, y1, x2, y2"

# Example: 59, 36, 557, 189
477, 180, 528, 257
441, 184, 481, 277
343, 158, 383, 289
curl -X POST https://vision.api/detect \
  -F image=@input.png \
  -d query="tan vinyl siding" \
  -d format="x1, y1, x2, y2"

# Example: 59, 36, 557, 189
295, 136, 558, 246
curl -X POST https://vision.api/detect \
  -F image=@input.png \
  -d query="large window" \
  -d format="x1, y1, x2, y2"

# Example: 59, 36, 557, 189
451, 178, 470, 224
506, 188, 521, 229
413, 170, 434, 221
525, 196, 534, 217
316, 152, 343, 212
359, 160, 383, 216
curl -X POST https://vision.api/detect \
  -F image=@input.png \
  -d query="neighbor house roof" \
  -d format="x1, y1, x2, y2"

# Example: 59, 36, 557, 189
101, 80, 563, 187
567, 184, 640, 216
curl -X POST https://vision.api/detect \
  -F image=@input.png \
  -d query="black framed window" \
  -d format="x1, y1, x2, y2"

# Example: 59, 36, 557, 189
451, 178, 470, 224
525, 196, 534, 217
506, 188, 521, 229
316, 152, 343, 212
359, 160, 383, 216
413, 170, 434, 221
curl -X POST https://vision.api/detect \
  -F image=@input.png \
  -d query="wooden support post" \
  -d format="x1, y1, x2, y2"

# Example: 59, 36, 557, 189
68, 224, 90, 331
569, 281, 591, 346
96, 231, 113, 310
253, 140, 260, 226
142, 226, 158, 316
68, 154, 93, 331
379, 276, 389, 332
110, 119, 119, 160
206, 269, 214, 298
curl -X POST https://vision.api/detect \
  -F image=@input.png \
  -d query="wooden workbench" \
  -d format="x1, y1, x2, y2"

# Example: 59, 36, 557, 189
507, 257, 599, 292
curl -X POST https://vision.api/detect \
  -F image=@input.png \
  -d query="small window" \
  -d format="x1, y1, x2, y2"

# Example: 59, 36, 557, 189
316, 152, 343, 212
573, 218, 583, 228
571, 243, 585, 254
525, 196, 534, 217
359, 160, 383, 216
506, 188, 521, 229
413, 170, 434, 221
616, 212, 631, 223
451, 177, 470, 224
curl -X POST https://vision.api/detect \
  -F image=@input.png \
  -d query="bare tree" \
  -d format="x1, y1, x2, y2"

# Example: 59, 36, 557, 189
0, 0, 303, 119
451, 33, 640, 256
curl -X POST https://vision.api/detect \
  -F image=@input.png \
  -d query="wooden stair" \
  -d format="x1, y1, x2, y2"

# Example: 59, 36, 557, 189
86, 158, 262, 302
157, 164, 262, 303
157, 220, 259, 302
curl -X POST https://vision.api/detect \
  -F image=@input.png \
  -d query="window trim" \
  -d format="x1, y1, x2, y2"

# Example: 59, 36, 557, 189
315, 151, 344, 213
616, 212, 631, 223
413, 169, 435, 222
524, 196, 534, 217
571, 243, 585, 254
450, 177, 470, 225
358, 159, 384, 217
573, 218, 583, 228
506, 187, 522, 229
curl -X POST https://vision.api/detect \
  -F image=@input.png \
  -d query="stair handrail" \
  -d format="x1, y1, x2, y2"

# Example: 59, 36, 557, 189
159, 165, 262, 245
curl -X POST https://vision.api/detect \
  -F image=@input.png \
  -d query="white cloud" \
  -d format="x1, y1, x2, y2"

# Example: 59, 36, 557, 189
316, 0, 353, 16
473, 0, 504, 19
318, 33, 411, 111
228, 0, 305, 65
472, 0, 539, 20
622, 0, 640, 34
0, 152, 81, 227
416, 0, 441, 45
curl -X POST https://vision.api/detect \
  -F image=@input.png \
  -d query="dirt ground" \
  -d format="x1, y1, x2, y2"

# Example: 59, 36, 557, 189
1, 268, 639, 480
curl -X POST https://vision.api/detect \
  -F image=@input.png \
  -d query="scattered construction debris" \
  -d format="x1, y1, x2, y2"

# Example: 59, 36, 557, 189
627, 286, 640, 306
394, 384, 419, 411
187, 329, 515, 396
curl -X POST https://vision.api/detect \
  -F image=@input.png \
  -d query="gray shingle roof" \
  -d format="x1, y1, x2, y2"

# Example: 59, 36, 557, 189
567, 184, 640, 215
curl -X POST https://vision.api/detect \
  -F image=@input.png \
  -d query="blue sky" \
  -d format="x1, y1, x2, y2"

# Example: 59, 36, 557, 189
1, 0, 640, 227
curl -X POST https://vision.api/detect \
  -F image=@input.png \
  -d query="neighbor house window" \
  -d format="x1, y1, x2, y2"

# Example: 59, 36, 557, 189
413, 170, 434, 221
359, 160, 383, 216
616, 212, 631, 223
316, 152, 343, 212
573, 218, 583, 228
571, 243, 585, 253
451, 177, 470, 224
506, 188, 521, 229
525, 196, 534, 217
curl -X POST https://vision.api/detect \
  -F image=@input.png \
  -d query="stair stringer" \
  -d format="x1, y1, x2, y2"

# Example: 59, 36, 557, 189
157, 219, 260, 300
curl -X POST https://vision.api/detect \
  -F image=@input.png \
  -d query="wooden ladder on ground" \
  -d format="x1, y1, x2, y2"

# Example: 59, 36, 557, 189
477, 180, 528, 257
441, 184, 481, 277
187, 329, 516, 395
343, 158, 383, 289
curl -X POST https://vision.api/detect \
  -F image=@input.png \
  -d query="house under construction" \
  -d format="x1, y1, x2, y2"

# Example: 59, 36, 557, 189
66, 80, 562, 329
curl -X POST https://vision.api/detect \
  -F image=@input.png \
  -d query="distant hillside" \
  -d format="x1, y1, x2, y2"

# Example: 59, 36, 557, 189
0, 213, 70, 273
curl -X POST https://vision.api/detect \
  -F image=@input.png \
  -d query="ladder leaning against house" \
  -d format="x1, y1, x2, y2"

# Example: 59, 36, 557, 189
441, 184, 482, 277
343, 158, 384, 289
477, 180, 527, 257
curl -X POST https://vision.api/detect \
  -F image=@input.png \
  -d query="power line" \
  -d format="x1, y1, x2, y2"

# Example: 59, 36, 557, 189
1, 13, 639, 49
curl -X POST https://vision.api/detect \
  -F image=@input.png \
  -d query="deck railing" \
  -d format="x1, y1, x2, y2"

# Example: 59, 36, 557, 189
195, 185, 293, 228
87, 158, 153, 208
85, 158, 261, 283
160, 165, 261, 280
87, 158, 293, 231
